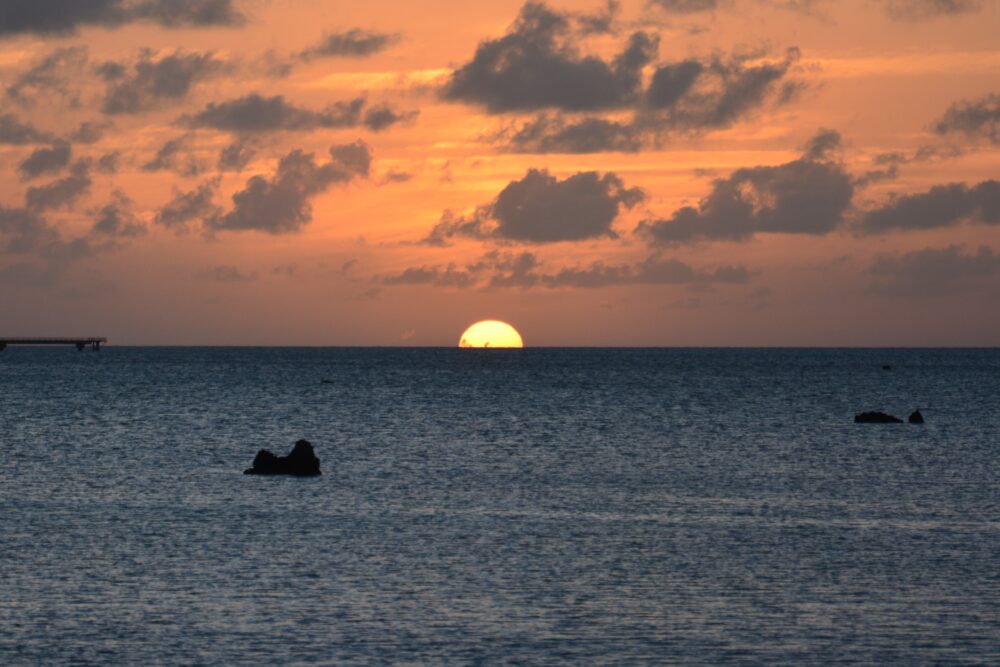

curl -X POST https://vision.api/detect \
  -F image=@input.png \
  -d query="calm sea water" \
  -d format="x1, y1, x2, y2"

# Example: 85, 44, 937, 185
1, 348, 998, 665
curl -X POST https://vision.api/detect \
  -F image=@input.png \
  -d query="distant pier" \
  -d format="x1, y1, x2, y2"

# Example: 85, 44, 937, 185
0, 337, 107, 351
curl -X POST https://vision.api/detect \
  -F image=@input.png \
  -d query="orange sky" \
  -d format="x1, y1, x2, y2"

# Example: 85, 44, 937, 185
0, 0, 998, 345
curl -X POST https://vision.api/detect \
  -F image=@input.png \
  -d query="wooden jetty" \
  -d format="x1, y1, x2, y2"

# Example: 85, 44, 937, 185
0, 337, 107, 351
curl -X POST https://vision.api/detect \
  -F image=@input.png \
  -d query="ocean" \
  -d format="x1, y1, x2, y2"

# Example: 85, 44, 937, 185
1, 347, 998, 664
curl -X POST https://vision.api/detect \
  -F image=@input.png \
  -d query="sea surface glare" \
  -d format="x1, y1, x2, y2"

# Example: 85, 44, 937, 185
1, 348, 998, 665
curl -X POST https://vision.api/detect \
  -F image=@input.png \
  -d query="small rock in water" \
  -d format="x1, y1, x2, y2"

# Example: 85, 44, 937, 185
882, 365, 892, 371
908, 409, 925, 424
854, 411, 903, 424
244, 439, 321, 476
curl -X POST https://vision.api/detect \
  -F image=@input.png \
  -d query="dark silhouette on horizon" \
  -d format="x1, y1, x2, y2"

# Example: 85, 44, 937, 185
244, 439, 321, 476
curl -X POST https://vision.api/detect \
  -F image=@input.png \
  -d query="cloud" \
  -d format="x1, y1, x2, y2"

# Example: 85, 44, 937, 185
90, 192, 145, 237
381, 249, 750, 290
71, 120, 114, 144
540, 253, 750, 288
425, 168, 645, 244
639, 130, 853, 244
198, 265, 259, 283
0, 113, 53, 145
300, 29, 400, 60
443, 2, 658, 112
858, 180, 1000, 234
100, 50, 227, 115
217, 138, 258, 171
363, 105, 419, 131
649, 0, 725, 13
25, 160, 93, 211
207, 141, 371, 234
4, 46, 89, 104
933, 93, 1000, 144
496, 49, 801, 152
184, 94, 367, 133
0, 0, 244, 37
501, 115, 642, 153
18, 142, 72, 180
155, 181, 221, 229
881, 0, 983, 20
142, 134, 199, 174
868, 244, 1000, 296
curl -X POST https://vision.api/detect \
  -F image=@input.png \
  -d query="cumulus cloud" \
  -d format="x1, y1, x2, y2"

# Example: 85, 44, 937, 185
90, 192, 145, 237
881, 0, 982, 20
300, 29, 400, 60
638, 129, 853, 243
198, 265, 259, 283
155, 181, 220, 229
4, 46, 89, 104
649, 0, 725, 13
184, 95, 416, 134
25, 160, 93, 211
207, 141, 371, 234
425, 168, 645, 244
18, 142, 72, 180
0, 0, 244, 37
859, 180, 1000, 234
476, 4, 801, 153
869, 244, 1000, 295
443, 2, 658, 112
934, 93, 1000, 144
99, 50, 227, 115
381, 249, 750, 290
142, 134, 199, 174
0, 113, 54, 145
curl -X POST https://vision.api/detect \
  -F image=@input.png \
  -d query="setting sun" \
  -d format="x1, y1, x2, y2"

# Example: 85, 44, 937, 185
458, 320, 524, 348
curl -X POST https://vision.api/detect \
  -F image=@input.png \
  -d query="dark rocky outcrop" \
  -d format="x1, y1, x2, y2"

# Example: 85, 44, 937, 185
244, 439, 321, 476
908, 409, 925, 424
854, 411, 903, 424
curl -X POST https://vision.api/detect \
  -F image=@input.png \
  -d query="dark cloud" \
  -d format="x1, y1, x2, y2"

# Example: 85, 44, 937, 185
859, 180, 1000, 234
425, 168, 644, 244
0, 0, 243, 37
18, 142, 72, 180
649, 0, 724, 13
97, 152, 121, 174
185, 94, 365, 133
71, 120, 113, 144
363, 105, 419, 131
90, 192, 145, 237
639, 49, 801, 129
444, 2, 658, 112
0, 113, 53, 145
802, 127, 842, 161
638, 130, 853, 243
155, 181, 220, 229
4, 46, 89, 104
496, 49, 800, 153
934, 93, 1000, 144
576, 0, 621, 34
300, 29, 400, 60
198, 266, 259, 283
100, 50, 227, 115
541, 253, 750, 288
381, 249, 749, 290
142, 135, 197, 174
207, 141, 371, 234
502, 115, 641, 153
869, 244, 1000, 296
217, 139, 258, 171
25, 160, 93, 211
881, 0, 982, 20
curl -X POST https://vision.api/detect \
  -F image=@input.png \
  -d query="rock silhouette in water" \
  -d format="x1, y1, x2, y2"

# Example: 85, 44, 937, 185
244, 439, 321, 476
854, 411, 903, 424
908, 409, 925, 424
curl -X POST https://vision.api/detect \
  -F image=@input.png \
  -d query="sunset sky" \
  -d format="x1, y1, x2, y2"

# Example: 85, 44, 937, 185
0, 0, 998, 345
